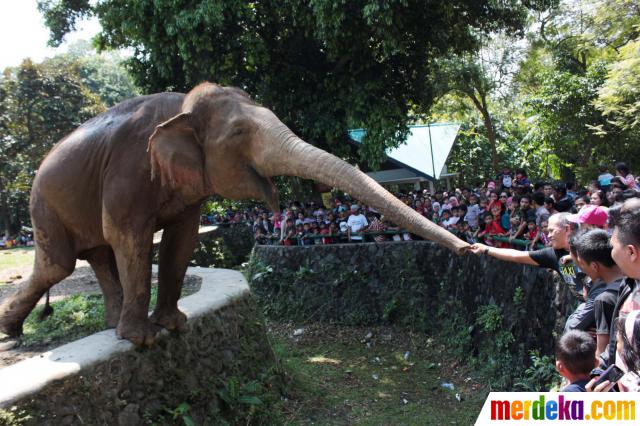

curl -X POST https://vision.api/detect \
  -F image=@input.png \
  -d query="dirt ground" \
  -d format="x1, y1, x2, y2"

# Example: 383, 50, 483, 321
0, 265, 201, 368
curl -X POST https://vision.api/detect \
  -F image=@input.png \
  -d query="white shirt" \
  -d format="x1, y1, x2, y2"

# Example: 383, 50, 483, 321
347, 213, 368, 240
465, 204, 481, 228
347, 213, 368, 232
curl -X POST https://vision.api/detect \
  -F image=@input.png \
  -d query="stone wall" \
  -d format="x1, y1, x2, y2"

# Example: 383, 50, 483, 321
249, 242, 574, 373
190, 225, 255, 269
0, 269, 284, 425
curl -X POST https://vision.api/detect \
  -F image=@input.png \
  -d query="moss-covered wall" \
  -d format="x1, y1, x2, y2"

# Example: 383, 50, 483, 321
248, 241, 573, 386
2, 296, 285, 426
153, 225, 255, 269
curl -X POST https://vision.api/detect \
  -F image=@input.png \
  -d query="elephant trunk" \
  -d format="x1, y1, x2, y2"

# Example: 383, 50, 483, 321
256, 124, 469, 254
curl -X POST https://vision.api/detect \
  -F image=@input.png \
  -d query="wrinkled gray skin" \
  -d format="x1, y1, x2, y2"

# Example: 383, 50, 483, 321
0, 83, 469, 346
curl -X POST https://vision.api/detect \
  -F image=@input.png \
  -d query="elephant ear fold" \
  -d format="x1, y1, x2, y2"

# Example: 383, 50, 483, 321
148, 112, 205, 197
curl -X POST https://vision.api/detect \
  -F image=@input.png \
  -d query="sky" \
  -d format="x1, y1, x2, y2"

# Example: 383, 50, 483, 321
0, 1, 101, 70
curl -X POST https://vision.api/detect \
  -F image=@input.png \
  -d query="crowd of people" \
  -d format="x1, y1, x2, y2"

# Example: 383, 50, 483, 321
202, 162, 638, 251
0, 232, 34, 249
199, 161, 640, 392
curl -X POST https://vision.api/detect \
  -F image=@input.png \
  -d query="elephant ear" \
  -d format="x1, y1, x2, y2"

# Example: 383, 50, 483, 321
148, 112, 205, 198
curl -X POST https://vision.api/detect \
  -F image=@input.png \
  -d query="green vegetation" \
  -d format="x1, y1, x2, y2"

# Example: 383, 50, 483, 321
0, 407, 32, 426
39, 0, 537, 170
271, 324, 486, 425
0, 43, 138, 236
0, 247, 35, 273
22, 294, 106, 346
20, 289, 159, 347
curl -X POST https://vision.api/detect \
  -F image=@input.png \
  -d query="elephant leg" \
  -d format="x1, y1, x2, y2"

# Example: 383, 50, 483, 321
85, 246, 122, 328
150, 207, 200, 332
106, 223, 156, 347
0, 237, 75, 337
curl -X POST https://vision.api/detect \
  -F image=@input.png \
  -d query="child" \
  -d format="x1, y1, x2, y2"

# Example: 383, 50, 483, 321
254, 227, 268, 245
523, 219, 538, 250
479, 196, 488, 212
443, 206, 460, 230
440, 209, 453, 228
296, 223, 307, 245
319, 222, 332, 244
612, 311, 640, 391
508, 215, 522, 246
478, 212, 507, 247
464, 194, 481, 229
556, 330, 598, 392
281, 218, 296, 246
328, 222, 339, 244
459, 221, 477, 244
530, 219, 549, 249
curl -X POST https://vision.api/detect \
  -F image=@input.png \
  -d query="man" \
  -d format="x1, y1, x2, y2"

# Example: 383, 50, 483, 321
600, 199, 640, 367
532, 192, 550, 227
469, 213, 582, 292
566, 229, 623, 357
346, 204, 368, 242
513, 195, 536, 238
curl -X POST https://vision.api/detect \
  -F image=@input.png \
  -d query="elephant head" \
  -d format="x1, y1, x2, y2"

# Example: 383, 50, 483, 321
148, 83, 469, 254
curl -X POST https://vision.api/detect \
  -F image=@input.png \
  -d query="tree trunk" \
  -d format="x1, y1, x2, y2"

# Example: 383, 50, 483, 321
0, 185, 11, 239
467, 91, 499, 174
482, 109, 499, 174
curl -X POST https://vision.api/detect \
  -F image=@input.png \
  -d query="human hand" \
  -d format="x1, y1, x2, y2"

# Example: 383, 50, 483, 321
468, 243, 488, 255
585, 377, 615, 392
559, 255, 572, 265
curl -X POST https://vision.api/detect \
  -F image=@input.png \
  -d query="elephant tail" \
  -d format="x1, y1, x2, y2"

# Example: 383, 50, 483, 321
37, 290, 54, 321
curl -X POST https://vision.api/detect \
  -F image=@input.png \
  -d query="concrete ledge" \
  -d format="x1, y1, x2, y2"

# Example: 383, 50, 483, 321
0, 267, 257, 419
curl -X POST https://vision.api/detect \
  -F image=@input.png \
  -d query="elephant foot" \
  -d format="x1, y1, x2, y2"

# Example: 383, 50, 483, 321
150, 307, 188, 332
0, 313, 24, 338
104, 304, 122, 328
116, 318, 156, 347
0, 298, 31, 337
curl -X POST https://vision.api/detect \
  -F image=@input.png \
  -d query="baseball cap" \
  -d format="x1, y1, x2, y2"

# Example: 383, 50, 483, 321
567, 205, 608, 227
350, 204, 360, 211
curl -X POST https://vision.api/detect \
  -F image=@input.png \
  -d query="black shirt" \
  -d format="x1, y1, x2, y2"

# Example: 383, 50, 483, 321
561, 379, 589, 392
594, 279, 623, 335
529, 247, 586, 297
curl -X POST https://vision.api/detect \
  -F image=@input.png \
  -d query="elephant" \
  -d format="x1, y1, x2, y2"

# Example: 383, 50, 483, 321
0, 83, 469, 346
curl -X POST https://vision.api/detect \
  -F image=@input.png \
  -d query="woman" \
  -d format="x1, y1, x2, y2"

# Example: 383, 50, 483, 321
487, 190, 503, 213
587, 310, 640, 392
590, 190, 608, 207
615, 162, 640, 190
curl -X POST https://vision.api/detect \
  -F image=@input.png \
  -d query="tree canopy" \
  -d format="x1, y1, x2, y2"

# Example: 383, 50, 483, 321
0, 46, 138, 235
39, 0, 546, 168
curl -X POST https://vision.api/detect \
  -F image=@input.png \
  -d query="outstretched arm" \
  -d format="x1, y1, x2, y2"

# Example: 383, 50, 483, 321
469, 242, 540, 266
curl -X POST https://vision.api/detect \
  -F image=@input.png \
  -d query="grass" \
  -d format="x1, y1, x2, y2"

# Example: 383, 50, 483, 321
21, 288, 160, 348
0, 247, 35, 273
271, 324, 487, 425
22, 294, 106, 346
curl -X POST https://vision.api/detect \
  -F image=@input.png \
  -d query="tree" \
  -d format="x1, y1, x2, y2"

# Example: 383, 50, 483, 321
512, 0, 640, 182
435, 34, 522, 173
0, 59, 105, 236
39, 0, 541, 169
594, 39, 640, 133
57, 40, 139, 107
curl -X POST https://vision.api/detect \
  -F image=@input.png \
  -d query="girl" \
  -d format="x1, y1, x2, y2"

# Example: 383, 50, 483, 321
615, 311, 640, 392
523, 219, 538, 250
487, 190, 503, 212
615, 162, 640, 191
478, 212, 507, 247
